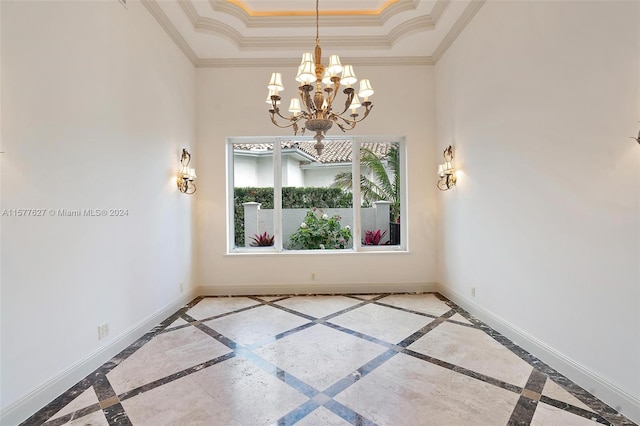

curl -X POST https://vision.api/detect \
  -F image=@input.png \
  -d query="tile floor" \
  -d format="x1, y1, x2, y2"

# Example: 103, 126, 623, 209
22, 293, 636, 426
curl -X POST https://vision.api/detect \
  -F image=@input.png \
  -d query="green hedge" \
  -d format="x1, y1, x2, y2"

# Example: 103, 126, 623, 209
234, 187, 352, 247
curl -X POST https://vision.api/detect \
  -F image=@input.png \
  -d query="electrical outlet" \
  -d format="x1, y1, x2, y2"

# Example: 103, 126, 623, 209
471, 287, 476, 298
98, 322, 110, 340
180, 282, 184, 293
311, 272, 316, 281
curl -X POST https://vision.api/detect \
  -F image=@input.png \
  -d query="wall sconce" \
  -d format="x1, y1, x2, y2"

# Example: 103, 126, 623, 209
177, 148, 196, 194
632, 124, 639, 144
437, 145, 457, 191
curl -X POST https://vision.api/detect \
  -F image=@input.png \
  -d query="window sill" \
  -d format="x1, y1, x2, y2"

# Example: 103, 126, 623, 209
226, 246, 408, 256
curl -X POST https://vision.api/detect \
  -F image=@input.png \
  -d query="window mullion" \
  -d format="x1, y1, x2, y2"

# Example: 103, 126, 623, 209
399, 137, 407, 250
274, 140, 283, 252
227, 139, 235, 253
352, 137, 361, 252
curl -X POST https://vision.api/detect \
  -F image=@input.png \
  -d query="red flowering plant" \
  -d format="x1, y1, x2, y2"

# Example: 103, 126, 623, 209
363, 229, 387, 245
250, 231, 274, 247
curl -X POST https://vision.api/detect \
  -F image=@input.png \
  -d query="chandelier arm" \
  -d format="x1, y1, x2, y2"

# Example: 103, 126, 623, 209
335, 122, 350, 133
335, 90, 355, 116
331, 104, 374, 126
331, 116, 355, 132
327, 80, 341, 107
301, 88, 316, 114
270, 96, 311, 122
269, 114, 306, 133
270, 110, 308, 126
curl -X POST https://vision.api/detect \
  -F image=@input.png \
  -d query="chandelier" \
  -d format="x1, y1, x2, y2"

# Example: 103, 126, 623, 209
266, 0, 374, 155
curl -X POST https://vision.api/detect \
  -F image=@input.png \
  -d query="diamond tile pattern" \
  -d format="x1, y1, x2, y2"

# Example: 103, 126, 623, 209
328, 303, 434, 344
25, 294, 635, 426
273, 295, 363, 318
542, 379, 595, 413
407, 321, 533, 388
106, 326, 232, 394
203, 304, 310, 346
531, 403, 600, 425
253, 324, 388, 390
334, 353, 521, 426
377, 293, 451, 316
184, 296, 260, 320
49, 387, 99, 420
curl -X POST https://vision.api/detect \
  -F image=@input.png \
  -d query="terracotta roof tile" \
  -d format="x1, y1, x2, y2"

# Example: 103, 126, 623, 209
233, 140, 390, 163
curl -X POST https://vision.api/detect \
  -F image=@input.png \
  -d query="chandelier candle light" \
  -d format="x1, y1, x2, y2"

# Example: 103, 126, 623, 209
266, 0, 374, 155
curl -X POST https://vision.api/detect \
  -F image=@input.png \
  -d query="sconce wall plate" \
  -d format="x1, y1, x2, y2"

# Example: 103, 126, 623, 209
177, 148, 196, 194
437, 145, 457, 191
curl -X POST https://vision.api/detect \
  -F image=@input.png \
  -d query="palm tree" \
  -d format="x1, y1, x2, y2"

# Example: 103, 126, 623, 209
332, 145, 400, 223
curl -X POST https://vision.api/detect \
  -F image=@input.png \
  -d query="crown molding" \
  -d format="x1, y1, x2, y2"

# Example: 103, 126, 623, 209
429, 0, 450, 22
196, 56, 434, 68
237, 34, 395, 50
432, 0, 486, 63
141, 0, 198, 65
387, 14, 435, 44
143, 0, 479, 68
180, 2, 439, 51
206, 0, 425, 28
224, 0, 401, 17
178, 0, 199, 25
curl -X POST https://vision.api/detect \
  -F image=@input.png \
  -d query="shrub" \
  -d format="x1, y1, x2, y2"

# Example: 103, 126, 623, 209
234, 187, 352, 247
364, 229, 387, 245
288, 208, 352, 250
250, 232, 274, 247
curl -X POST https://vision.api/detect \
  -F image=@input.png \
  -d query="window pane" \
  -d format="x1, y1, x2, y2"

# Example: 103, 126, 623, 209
282, 140, 354, 250
232, 143, 275, 249
359, 141, 401, 247
227, 137, 405, 254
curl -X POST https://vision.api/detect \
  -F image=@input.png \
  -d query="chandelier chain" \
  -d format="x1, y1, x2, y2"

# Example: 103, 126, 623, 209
315, 0, 320, 46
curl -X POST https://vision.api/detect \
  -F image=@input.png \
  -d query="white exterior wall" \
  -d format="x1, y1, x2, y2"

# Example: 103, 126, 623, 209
233, 155, 260, 187
283, 156, 304, 187
256, 155, 274, 187
303, 165, 352, 188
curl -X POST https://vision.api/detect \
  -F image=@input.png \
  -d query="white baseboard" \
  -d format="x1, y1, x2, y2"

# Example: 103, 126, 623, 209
437, 283, 640, 424
197, 282, 439, 296
0, 289, 197, 426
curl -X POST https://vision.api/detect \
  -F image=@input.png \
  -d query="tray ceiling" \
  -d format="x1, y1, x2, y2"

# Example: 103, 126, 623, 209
142, 0, 486, 67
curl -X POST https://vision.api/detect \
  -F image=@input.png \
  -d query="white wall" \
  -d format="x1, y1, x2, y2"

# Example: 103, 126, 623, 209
283, 155, 304, 187
303, 164, 351, 188
0, 0, 196, 422
197, 65, 438, 290
257, 155, 274, 187
435, 0, 640, 420
233, 155, 260, 187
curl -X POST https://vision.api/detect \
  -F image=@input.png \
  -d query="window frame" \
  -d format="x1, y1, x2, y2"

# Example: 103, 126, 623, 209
226, 135, 407, 254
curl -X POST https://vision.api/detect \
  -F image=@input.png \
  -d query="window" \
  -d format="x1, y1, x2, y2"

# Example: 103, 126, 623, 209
227, 136, 406, 253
